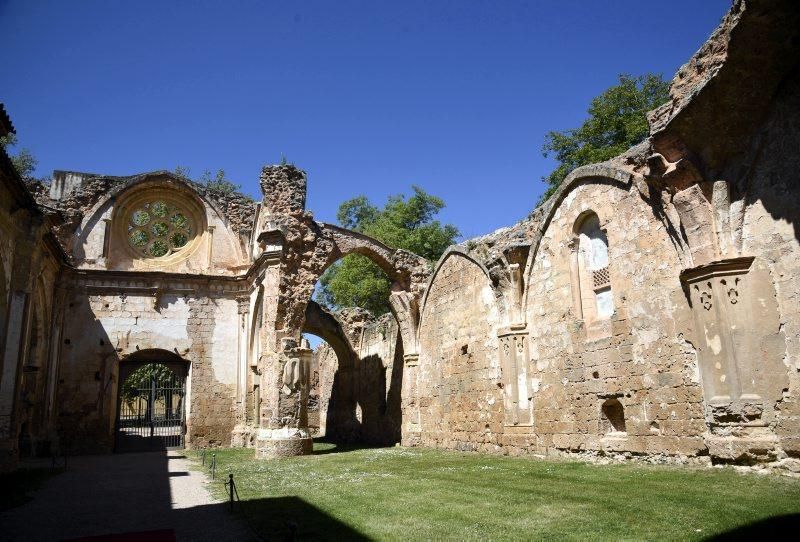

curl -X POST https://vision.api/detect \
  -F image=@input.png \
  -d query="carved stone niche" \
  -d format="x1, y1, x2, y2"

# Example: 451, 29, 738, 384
498, 329, 532, 428
680, 257, 788, 434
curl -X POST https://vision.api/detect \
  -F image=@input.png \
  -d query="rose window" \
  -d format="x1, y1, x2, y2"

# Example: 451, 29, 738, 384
127, 200, 194, 258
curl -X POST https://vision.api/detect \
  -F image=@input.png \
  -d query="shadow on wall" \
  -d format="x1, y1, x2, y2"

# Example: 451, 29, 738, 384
55, 294, 197, 457
325, 332, 403, 446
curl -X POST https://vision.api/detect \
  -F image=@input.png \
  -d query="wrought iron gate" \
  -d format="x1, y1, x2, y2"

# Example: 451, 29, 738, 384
116, 362, 186, 452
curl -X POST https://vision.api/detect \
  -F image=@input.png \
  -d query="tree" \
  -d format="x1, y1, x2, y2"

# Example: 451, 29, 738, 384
174, 166, 241, 194
0, 133, 38, 179
317, 186, 459, 315
539, 73, 669, 203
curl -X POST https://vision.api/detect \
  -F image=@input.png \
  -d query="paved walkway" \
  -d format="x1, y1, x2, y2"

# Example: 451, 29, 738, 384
0, 450, 256, 541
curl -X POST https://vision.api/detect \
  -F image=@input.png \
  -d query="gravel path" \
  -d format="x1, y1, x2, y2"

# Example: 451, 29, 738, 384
0, 450, 256, 541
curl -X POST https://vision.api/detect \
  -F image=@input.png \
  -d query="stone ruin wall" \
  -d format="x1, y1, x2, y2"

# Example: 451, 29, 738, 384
732, 68, 800, 457
311, 312, 403, 445
523, 180, 706, 460
56, 287, 241, 454
315, 64, 800, 465
416, 253, 503, 452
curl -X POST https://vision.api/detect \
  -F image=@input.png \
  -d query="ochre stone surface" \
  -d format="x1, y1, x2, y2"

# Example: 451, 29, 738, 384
1, 0, 800, 472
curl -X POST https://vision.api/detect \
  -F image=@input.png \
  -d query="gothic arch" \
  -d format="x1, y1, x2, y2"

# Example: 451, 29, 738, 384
521, 163, 634, 315
419, 247, 504, 330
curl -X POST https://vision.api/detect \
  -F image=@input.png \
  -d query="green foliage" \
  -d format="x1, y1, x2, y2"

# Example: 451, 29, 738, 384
0, 132, 38, 179
199, 169, 240, 194
174, 166, 241, 194
120, 363, 176, 404
173, 165, 191, 179
318, 186, 459, 315
540, 73, 669, 204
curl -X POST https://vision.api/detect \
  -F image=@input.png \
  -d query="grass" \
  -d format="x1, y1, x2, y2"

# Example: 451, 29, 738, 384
193, 443, 800, 541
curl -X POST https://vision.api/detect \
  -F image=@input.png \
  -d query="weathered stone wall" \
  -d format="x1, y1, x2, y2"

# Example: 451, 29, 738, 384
523, 180, 706, 459
416, 253, 503, 452
311, 312, 403, 445
729, 68, 800, 459
0, 116, 66, 471
56, 287, 241, 453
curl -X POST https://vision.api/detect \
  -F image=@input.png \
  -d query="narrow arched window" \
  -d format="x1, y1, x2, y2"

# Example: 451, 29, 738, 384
572, 212, 614, 326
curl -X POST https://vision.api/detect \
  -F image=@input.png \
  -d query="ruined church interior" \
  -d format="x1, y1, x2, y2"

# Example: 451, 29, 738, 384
1, 0, 800, 481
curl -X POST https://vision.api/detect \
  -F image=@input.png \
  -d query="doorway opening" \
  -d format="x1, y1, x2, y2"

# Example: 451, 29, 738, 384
116, 358, 187, 452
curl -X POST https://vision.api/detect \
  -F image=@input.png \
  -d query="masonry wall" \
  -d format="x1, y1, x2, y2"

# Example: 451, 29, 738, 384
0, 167, 63, 471
312, 313, 403, 445
416, 253, 503, 452
56, 288, 240, 453
730, 70, 800, 458
524, 181, 706, 459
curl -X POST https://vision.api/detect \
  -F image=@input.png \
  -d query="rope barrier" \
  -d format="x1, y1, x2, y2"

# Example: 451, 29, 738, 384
198, 451, 266, 541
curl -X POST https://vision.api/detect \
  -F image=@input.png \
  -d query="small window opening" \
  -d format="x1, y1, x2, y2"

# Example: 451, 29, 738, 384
601, 398, 626, 434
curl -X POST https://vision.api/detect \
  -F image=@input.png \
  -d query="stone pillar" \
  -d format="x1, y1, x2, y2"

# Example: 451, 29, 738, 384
255, 339, 314, 458
0, 226, 37, 472
568, 238, 583, 320
498, 328, 532, 427
400, 353, 421, 446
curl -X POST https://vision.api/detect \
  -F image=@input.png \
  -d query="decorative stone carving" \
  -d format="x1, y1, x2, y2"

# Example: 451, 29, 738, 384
680, 256, 788, 462
498, 329, 531, 427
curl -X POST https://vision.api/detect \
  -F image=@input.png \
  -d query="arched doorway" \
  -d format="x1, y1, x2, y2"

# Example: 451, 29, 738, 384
116, 351, 188, 452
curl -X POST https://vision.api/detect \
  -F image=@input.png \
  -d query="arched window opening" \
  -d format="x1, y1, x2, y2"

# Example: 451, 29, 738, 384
600, 398, 626, 435
571, 212, 614, 333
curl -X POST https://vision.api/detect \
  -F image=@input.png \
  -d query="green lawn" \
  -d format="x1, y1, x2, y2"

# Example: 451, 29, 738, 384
193, 443, 800, 541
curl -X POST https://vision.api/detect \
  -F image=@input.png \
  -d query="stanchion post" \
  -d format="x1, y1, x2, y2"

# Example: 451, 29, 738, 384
229, 473, 234, 511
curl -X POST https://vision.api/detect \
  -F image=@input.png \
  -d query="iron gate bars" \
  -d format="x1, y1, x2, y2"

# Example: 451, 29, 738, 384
116, 362, 185, 452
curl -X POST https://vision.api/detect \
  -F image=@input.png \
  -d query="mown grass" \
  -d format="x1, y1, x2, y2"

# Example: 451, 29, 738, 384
193, 443, 800, 541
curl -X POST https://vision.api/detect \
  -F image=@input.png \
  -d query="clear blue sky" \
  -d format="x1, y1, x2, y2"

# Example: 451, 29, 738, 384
1, 0, 729, 239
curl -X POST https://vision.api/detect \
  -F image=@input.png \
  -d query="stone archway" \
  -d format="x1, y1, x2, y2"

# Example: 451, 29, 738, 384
250, 165, 431, 458
115, 350, 188, 453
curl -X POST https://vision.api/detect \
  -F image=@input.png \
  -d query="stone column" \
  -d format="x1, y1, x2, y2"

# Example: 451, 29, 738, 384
568, 238, 583, 320
0, 226, 37, 472
400, 353, 421, 446
680, 256, 788, 463
498, 328, 532, 427
255, 339, 314, 458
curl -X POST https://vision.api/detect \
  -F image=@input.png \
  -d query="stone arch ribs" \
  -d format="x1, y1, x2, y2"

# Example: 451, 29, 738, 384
252, 164, 430, 457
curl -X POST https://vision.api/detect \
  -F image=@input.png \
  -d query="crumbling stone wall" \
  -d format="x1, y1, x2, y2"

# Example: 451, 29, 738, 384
0, 128, 66, 471
56, 286, 241, 453
310, 310, 403, 445
523, 180, 706, 460
416, 253, 503, 453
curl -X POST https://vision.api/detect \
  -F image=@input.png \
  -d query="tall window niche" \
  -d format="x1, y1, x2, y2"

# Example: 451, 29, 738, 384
570, 212, 614, 339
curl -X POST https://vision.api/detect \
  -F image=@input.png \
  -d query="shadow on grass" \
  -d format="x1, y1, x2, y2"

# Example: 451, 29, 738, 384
705, 514, 800, 541
312, 439, 382, 456
237, 495, 369, 541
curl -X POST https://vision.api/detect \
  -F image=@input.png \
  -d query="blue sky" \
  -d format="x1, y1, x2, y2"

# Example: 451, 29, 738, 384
1, 0, 729, 239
